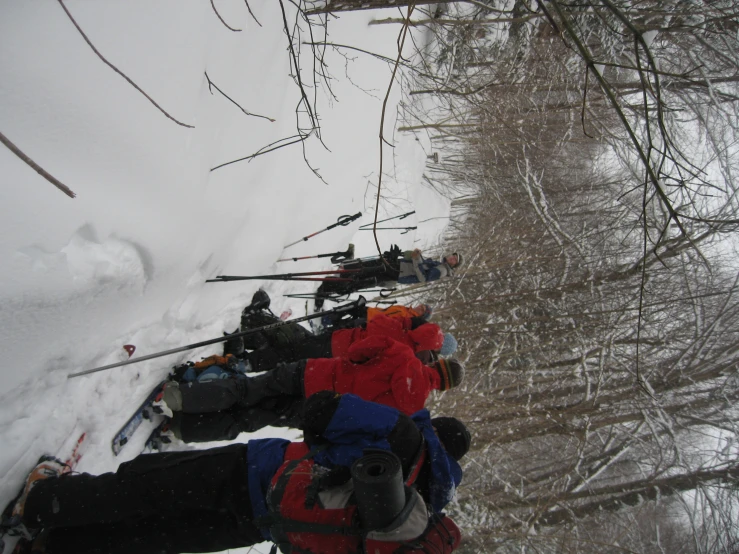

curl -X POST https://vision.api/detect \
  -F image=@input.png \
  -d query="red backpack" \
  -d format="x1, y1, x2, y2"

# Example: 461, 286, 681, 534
262, 444, 462, 554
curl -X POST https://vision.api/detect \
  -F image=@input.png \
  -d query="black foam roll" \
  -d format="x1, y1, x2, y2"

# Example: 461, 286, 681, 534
351, 450, 405, 530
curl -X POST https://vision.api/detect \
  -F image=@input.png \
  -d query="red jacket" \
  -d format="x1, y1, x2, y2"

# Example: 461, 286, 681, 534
303, 335, 442, 415
331, 314, 444, 358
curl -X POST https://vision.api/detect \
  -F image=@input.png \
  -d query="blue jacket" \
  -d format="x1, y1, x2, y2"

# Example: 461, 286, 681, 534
397, 259, 449, 284
246, 394, 462, 538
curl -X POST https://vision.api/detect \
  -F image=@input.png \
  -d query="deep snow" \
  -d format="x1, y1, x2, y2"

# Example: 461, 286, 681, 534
0, 1, 451, 552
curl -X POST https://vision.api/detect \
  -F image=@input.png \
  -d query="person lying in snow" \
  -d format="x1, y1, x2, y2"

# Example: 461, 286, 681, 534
227, 291, 456, 373
157, 335, 465, 419
4, 392, 469, 554
224, 291, 454, 367
140, 354, 303, 444
313, 246, 464, 309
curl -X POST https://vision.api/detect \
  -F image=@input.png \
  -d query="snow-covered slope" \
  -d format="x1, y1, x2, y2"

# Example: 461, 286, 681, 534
0, 2, 450, 551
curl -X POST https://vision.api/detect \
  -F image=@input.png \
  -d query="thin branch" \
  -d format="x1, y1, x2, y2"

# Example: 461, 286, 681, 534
210, 0, 242, 31
56, 0, 193, 129
204, 72, 275, 122
0, 131, 76, 198
244, 0, 263, 27
210, 133, 308, 172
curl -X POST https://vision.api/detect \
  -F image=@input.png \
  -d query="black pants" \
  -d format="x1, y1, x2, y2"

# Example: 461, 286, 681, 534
25, 444, 264, 554
246, 333, 332, 372
315, 258, 399, 308
179, 362, 305, 413
173, 397, 303, 442
240, 310, 314, 352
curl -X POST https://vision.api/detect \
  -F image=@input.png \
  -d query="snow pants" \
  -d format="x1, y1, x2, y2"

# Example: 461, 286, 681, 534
24, 444, 264, 554
178, 361, 305, 414
240, 310, 314, 352
314, 257, 399, 309
171, 396, 303, 442
245, 333, 332, 372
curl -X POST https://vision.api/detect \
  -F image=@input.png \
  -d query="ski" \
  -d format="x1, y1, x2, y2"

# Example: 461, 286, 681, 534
111, 382, 165, 456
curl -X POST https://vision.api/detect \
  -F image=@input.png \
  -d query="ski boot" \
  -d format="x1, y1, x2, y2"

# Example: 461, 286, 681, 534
1, 457, 69, 544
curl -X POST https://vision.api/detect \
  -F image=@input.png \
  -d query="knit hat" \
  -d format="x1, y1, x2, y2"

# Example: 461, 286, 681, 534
439, 333, 458, 356
453, 252, 463, 267
430, 416, 471, 460
433, 358, 464, 391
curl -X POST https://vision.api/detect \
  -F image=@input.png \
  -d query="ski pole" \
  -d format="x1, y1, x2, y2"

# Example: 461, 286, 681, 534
68, 297, 367, 379
283, 212, 362, 249
359, 226, 417, 234
358, 210, 415, 229
206, 269, 361, 283
277, 244, 354, 264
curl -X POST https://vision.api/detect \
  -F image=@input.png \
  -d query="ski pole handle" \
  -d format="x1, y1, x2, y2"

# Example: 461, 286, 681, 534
329, 212, 362, 230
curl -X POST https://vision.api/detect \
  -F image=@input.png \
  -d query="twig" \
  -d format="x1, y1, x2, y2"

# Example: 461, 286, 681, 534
244, 0, 263, 27
210, 0, 242, 31
0, 131, 76, 198
57, 0, 193, 128
211, 134, 307, 171
204, 72, 275, 122
278, 0, 317, 128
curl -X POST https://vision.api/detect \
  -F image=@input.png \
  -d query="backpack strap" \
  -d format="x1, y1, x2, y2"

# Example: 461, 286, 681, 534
405, 436, 427, 487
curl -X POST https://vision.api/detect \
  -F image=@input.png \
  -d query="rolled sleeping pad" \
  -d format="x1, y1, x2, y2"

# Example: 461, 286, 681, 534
351, 450, 405, 530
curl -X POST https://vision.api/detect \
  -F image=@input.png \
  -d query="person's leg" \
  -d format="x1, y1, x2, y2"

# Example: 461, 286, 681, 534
24, 444, 254, 531
242, 361, 305, 406
173, 396, 305, 443
45, 510, 262, 554
174, 377, 247, 413
246, 333, 332, 372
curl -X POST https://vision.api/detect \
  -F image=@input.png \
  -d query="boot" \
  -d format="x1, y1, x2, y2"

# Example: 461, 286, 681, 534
222, 329, 245, 357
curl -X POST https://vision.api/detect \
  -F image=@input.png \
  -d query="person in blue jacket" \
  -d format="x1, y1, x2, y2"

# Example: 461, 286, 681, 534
4, 393, 470, 554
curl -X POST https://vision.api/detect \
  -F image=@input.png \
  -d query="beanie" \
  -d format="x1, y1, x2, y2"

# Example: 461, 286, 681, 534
439, 333, 458, 356
453, 252, 463, 267
433, 358, 464, 391
430, 416, 471, 460
419, 303, 434, 321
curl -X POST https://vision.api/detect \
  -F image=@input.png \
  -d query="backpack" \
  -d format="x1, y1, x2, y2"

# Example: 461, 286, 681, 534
170, 354, 244, 383
262, 443, 462, 554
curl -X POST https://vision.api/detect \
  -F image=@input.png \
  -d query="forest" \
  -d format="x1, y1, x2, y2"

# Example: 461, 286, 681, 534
303, 0, 739, 551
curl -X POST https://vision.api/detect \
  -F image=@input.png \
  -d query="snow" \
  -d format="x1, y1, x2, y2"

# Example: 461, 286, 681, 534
0, 2, 451, 552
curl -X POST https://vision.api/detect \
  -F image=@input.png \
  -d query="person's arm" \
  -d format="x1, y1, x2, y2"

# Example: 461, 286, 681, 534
302, 392, 423, 475
411, 251, 428, 283
390, 361, 431, 415
408, 322, 445, 352
347, 335, 395, 364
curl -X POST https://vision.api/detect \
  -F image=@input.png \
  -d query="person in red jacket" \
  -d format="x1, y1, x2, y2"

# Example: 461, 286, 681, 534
243, 312, 450, 373
157, 335, 464, 418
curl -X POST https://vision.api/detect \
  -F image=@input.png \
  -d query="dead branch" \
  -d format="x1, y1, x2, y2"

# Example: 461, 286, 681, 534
0, 131, 76, 198
56, 0, 194, 129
